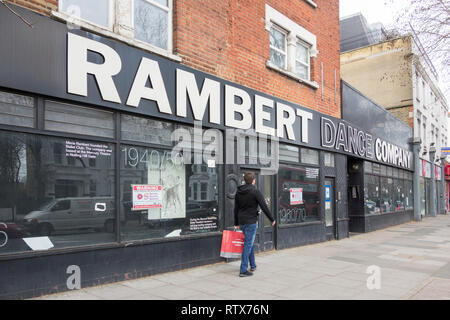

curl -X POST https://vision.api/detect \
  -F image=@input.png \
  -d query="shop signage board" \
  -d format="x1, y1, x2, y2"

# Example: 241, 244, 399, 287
131, 185, 162, 210
290, 188, 303, 205
0, 6, 413, 171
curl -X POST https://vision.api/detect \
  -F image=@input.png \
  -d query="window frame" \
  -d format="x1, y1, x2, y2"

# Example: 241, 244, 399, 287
131, 0, 173, 53
295, 39, 311, 81
269, 24, 288, 70
58, 0, 115, 31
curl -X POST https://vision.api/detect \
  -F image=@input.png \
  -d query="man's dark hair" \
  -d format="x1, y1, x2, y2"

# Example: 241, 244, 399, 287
244, 172, 255, 184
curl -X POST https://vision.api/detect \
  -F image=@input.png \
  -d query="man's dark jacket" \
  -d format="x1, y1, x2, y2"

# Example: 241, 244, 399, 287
234, 184, 275, 226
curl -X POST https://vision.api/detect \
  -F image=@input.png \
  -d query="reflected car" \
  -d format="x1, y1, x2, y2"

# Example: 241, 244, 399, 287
0, 222, 31, 238
23, 197, 117, 236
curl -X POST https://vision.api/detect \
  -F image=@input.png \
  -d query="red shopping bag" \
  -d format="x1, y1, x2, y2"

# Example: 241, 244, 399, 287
220, 229, 245, 259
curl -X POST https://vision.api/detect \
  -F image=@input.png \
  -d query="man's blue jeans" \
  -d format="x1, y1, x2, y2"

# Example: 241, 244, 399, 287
239, 223, 257, 274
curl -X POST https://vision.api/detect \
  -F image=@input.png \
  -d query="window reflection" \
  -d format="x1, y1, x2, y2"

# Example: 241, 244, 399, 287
120, 145, 221, 241
134, 0, 169, 50
0, 131, 115, 255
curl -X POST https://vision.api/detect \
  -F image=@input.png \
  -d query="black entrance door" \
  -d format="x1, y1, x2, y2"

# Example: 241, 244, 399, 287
238, 169, 276, 252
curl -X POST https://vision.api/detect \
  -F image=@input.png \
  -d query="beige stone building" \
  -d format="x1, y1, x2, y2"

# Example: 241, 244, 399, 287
341, 35, 448, 163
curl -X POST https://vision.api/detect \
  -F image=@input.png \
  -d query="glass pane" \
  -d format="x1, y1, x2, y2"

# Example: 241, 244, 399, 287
372, 163, 380, 175
296, 43, 309, 64
393, 179, 405, 212
278, 166, 320, 225
61, 0, 110, 28
45, 101, 115, 138
120, 145, 221, 241
279, 144, 299, 162
295, 62, 308, 80
134, 0, 168, 50
270, 49, 286, 69
380, 177, 394, 213
152, 0, 168, 6
263, 175, 272, 227
380, 165, 386, 176
324, 152, 335, 167
364, 161, 372, 173
364, 175, 380, 214
0, 91, 35, 128
301, 148, 319, 165
405, 180, 413, 210
0, 130, 115, 255
121, 114, 174, 146
270, 27, 286, 51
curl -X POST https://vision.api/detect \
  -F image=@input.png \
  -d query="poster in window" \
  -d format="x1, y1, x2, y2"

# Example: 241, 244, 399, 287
147, 152, 186, 220
131, 185, 162, 210
290, 188, 303, 205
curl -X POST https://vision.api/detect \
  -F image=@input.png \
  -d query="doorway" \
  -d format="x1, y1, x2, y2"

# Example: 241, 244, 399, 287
324, 177, 336, 240
238, 169, 276, 252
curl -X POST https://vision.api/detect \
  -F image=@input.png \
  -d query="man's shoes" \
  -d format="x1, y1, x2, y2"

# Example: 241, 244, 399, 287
250, 265, 257, 271
239, 271, 253, 277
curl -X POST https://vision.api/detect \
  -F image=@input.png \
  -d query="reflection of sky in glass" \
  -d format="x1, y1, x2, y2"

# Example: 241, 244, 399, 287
270, 28, 285, 50
134, 0, 168, 50
295, 62, 308, 79
62, 0, 110, 28
18, 147, 27, 183
296, 44, 308, 64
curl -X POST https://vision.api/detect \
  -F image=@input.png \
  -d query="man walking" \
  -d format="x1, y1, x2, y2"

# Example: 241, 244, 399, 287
234, 172, 276, 277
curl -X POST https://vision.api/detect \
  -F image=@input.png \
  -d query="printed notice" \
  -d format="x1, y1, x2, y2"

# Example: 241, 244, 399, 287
290, 188, 303, 205
66, 141, 112, 159
132, 185, 162, 210
189, 217, 218, 232
306, 167, 319, 179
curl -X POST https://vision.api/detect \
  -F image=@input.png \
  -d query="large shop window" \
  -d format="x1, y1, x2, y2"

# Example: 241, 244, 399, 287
363, 161, 413, 215
0, 130, 115, 255
120, 145, 221, 241
278, 166, 320, 225
364, 174, 380, 214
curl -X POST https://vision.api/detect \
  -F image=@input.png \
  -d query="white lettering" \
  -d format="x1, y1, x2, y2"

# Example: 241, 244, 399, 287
126, 57, 172, 114
67, 33, 122, 103
176, 69, 220, 124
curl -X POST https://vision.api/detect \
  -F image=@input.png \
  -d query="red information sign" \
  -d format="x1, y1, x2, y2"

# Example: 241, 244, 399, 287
132, 185, 162, 210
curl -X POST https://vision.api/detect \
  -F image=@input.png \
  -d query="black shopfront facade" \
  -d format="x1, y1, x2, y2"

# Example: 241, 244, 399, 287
0, 5, 414, 299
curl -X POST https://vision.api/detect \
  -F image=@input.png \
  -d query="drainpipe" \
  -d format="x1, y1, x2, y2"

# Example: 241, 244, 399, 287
429, 146, 437, 217
409, 137, 422, 221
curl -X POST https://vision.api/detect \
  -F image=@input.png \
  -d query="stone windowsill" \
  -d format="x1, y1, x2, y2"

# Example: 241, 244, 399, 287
266, 61, 320, 90
51, 11, 183, 63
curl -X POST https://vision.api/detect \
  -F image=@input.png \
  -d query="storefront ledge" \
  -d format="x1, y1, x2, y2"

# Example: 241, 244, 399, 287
51, 11, 183, 63
278, 220, 323, 229
0, 232, 222, 262
351, 210, 414, 219
266, 61, 320, 90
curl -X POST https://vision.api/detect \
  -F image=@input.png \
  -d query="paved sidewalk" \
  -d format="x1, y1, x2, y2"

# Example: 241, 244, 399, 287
33, 215, 450, 300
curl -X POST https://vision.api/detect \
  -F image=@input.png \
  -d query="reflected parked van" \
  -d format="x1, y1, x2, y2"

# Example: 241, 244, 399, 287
23, 197, 117, 236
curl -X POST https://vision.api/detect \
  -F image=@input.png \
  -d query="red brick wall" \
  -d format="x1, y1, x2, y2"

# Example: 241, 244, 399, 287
4, 0, 57, 15
174, 0, 341, 118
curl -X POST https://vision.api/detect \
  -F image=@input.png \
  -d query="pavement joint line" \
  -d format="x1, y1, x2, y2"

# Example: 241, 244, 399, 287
404, 277, 435, 300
